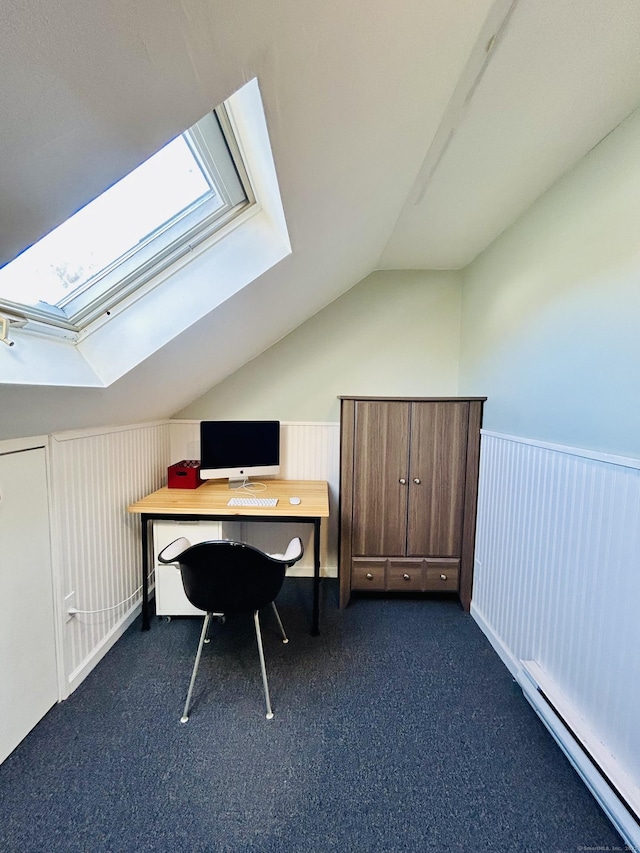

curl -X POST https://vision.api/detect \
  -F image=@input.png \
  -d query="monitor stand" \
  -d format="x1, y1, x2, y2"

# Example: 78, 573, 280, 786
228, 476, 248, 489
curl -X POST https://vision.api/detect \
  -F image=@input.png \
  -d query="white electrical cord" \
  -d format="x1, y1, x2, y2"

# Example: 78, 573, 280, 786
235, 478, 268, 494
68, 584, 143, 616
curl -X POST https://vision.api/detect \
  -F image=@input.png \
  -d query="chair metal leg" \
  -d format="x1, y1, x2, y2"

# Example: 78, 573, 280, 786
181, 612, 212, 723
271, 601, 289, 644
254, 610, 274, 720
203, 613, 223, 644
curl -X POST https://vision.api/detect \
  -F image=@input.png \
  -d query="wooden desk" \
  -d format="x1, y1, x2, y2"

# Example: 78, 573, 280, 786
128, 479, 329, 635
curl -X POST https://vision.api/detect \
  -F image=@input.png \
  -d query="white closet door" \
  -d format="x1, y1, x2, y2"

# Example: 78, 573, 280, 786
0, 446, 58, 764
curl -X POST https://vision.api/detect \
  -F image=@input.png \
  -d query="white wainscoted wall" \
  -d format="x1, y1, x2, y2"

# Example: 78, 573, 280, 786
472, 430, 640, 848
49, 422, 171, 696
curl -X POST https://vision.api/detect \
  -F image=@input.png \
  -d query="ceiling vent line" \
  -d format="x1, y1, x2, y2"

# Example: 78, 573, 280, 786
413, 0, 520, 207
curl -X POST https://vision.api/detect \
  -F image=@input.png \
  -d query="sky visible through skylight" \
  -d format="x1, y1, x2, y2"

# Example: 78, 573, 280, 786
0, 136, 216, 309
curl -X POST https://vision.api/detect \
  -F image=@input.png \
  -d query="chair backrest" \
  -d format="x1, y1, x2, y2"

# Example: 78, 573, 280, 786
162, 540, 289, 614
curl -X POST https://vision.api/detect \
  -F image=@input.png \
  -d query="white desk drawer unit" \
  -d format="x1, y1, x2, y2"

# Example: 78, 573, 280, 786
153, 521, 227, 616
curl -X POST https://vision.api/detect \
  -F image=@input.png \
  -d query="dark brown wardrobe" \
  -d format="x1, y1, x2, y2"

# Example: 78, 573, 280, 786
338, 396, 485, 610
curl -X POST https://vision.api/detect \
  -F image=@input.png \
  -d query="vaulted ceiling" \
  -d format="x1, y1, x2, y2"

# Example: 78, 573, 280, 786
2, 0, 640, 438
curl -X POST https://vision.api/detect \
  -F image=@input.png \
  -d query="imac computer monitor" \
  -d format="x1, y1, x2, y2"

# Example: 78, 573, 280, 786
200, 420, 280, 485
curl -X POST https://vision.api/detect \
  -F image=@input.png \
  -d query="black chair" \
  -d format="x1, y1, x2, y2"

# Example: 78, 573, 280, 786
157, 536, 304, 721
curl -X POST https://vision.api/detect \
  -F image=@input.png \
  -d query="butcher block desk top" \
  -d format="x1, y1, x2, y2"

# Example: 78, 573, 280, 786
128, 479, 329, 518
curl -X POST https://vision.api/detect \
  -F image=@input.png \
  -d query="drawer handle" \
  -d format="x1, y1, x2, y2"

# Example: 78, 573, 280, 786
366, 572, 374, 580
402, 573, 410, 581
440, 573, 447, 581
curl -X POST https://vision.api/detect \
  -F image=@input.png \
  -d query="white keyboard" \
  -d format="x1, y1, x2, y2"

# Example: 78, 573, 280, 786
227, 497, 278, 507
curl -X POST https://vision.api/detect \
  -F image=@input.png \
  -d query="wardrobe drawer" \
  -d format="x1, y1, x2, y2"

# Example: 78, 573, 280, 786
388, 560, 424, 591
424, 559, 459, 591
351, 559, 386, 590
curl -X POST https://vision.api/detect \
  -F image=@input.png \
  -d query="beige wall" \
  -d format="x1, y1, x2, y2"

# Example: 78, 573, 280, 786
177, 269, 462, 423
460, 105, 640, 459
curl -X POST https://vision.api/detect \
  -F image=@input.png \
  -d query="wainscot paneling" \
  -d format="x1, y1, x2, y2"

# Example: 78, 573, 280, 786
50, 422, 170, 694
472, 430, 640, 850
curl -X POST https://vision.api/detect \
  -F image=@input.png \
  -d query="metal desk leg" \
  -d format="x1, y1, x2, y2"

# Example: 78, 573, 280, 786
141, 514, 151, 631
312, 517, 320, 636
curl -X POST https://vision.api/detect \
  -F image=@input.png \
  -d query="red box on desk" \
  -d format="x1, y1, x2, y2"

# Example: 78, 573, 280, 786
167, 460, 204, 489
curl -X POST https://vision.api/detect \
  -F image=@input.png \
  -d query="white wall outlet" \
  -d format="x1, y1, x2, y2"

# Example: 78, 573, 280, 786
64, 591, 76, 622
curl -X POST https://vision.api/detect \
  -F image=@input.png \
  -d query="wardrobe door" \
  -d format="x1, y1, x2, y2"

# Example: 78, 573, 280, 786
352, 400, 410, 556
407, 401, 468, 557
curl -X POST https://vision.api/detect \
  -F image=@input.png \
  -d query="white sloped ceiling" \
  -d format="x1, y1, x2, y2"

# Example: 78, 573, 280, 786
1, 0, 640, 438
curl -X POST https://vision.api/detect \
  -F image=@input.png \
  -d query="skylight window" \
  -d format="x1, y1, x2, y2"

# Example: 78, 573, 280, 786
0, 108, 251, 331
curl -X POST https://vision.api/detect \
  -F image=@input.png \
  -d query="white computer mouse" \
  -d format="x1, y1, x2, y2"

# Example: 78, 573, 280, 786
289, 496, 301, 505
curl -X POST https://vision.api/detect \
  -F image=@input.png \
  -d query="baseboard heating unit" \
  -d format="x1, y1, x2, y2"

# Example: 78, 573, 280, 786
517, 661, 640, 852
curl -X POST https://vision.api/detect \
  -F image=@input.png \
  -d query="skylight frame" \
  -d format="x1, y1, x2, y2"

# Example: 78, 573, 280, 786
0, 105, 254, 334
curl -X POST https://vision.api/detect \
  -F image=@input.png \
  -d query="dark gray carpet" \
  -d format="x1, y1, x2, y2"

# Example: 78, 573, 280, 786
0, 580, 625, 852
